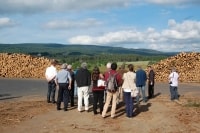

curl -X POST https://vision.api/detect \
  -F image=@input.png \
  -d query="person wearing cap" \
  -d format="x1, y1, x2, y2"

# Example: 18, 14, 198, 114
67, 64, 75, 107
168, 67, 179, 101
75, 62, 91, 112
55, 63, 72, 111
147, 65, 155, 99
45, 59, 57, 104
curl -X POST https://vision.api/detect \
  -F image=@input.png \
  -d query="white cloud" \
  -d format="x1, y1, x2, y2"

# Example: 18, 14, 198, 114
44, 18, 103, 30
0, 17, 16, 28
68, 19, 200, 52
0, 0, 133, 14
146, 0, 200, 5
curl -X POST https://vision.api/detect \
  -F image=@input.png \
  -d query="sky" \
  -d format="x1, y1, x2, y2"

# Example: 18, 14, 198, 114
0, 0, 200, 52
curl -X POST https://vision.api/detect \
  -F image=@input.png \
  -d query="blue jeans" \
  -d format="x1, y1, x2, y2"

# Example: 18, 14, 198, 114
170, 86, 178, 100
136, 85, 146, 103
124, 92, 134, 117
47, 80, 56, 102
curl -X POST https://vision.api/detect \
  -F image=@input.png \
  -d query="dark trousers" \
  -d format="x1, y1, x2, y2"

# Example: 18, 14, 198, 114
148, 84, 154, 98
93, 91, 104, 114
57, 83, 70, 109
124, 92, 134, 117
47, 80, 56, 103
170, 86, 178, 100
69, 85, 74, 107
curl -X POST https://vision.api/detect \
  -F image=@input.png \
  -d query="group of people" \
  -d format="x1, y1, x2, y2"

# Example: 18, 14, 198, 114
45, 59, 179, 119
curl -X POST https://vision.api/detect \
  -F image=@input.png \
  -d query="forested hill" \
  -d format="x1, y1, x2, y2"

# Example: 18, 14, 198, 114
0, 43, 177, 56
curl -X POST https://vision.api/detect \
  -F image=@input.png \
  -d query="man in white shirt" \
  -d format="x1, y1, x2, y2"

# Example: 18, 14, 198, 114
45, 59, 57, 103
168, 67, 179, 101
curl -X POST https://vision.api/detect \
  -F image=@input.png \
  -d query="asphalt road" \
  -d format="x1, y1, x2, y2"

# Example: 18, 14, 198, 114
0, 78, 199, 101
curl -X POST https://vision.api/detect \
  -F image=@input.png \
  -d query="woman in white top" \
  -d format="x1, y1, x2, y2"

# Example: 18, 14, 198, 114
122, 64, 137, 118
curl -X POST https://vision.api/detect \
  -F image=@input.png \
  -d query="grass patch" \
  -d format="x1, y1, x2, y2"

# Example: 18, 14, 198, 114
185, 99, 200, 108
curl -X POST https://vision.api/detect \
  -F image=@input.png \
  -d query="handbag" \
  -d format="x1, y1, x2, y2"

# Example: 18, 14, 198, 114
131, 88, 138, 97
97, 79, 105, 87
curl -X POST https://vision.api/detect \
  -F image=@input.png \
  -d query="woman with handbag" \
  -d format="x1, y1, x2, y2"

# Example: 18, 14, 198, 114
91, 66, 105, 115
122, 64, 137, 118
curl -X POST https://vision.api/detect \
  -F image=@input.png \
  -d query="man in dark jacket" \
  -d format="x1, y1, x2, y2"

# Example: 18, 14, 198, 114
75, 62, 91, 112
136, 66, 147, 103
147, 65, 155, 99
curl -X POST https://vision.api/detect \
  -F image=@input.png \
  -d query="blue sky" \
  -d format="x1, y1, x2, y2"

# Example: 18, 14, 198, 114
0, 0, 200, 52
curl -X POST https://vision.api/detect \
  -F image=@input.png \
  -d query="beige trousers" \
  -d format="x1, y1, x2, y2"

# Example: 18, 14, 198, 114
102, 91, 118, 118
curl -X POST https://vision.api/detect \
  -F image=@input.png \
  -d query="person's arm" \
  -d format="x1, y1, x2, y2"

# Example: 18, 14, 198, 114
67, 72, 72, 89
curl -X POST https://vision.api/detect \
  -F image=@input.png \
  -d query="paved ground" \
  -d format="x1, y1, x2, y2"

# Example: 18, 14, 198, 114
0, 78, 199, 101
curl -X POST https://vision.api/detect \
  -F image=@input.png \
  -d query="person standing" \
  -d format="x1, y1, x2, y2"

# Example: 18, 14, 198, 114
67, 64, 75, 107
56, 64, 72, 111
136, 66, 147, 103
103, 62, 112, 103
117, 64, 127, 103
45, 59, 57, 104
168, 68, 179, 101
147, 65, 155, 99
122, 64, 136, 118
75, 62, 91, 112
91, 66, 105, 115
55, 63, 72, 111
102, 62, 122, 118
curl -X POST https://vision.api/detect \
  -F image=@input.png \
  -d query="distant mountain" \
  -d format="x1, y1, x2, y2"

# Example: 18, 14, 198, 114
0, 43, 178, 56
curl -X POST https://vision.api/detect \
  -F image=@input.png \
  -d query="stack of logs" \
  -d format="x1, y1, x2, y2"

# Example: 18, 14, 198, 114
0, 52, 200, 83
152, 52, 200, 83
0, 53, 53, 78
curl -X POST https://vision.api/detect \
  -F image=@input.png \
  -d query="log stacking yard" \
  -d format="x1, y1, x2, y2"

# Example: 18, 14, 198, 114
0, 52, 200, 83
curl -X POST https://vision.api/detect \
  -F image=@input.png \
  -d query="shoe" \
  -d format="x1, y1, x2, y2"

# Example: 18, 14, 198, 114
64, 108, 68, 111
102, 115, 105, 118
52, 101, 56, 104
93, 111, 97, 115
111, 116, 116, 119
57, 107, 61, 110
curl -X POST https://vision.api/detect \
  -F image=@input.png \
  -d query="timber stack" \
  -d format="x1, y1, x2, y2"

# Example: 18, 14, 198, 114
152, 52, 200, 83
0, 53, 53, 78
0, 52, 200, 83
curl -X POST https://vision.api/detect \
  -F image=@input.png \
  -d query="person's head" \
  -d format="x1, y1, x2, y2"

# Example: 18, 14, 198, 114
111, 62, 117, 70
61, 63, 67, 69
121, 64, 125, 69
148, 65, 152, 71
128, 64, 134, 72
92, 66, 100, 80
81, 62, 87, 69
51, 59, 57, 66
67, 64, 72, 70
93, 66, 100, 74
171, 67, 176, 72
106, 62, 111, 70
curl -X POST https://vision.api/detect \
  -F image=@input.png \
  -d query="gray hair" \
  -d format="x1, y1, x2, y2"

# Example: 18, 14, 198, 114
81, 62, 87, 69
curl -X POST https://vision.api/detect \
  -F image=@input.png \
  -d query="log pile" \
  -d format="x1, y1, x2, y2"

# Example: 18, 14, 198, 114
152, 52, 200, 83
0, 53, 53, 78
0, 52, 200, 83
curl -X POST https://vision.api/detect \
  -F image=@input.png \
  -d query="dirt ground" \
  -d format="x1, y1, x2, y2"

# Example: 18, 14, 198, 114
0, 91, 200, 133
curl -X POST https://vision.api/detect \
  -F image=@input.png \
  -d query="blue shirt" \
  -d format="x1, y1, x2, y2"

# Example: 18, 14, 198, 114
136, 69, 147, 87
56, 69, 71, 83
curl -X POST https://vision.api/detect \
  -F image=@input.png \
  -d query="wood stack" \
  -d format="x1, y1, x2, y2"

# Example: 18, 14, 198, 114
0, 53, 52, 78
152, 52, 200, 83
